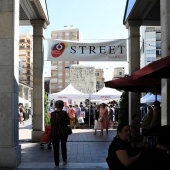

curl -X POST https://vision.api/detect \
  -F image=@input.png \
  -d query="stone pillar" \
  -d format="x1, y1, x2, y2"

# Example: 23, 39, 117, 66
31, 20, 46, 142
125, 21, 141, 124
0, 0, 21, 168
160, 0, 170, 125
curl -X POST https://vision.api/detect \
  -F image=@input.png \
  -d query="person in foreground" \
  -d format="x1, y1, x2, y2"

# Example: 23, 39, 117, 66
106, 123, 141, 170
50, 100, 71, 170
137, 125, 170, 170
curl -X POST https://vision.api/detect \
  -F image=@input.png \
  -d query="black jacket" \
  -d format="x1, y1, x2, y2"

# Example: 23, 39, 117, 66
50, 110, 70, 137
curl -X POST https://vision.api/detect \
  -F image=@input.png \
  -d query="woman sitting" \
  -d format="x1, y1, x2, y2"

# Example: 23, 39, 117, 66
106, 123, 141, 170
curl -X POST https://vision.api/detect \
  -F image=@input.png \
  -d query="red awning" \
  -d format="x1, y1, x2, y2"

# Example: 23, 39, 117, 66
133, 55, 170, 79
104, 75, 161, 93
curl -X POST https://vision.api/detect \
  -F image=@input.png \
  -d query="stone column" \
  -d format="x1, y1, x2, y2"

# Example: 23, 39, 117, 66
160, 0, 170, 125
0, 0, 21, 168
31, 20, 46, 141
125, 21, 141, 124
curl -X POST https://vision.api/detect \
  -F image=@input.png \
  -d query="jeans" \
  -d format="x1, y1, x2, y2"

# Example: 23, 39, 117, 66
52, 135, 68, 166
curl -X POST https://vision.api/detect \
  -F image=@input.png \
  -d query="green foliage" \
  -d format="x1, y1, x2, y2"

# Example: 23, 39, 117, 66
118, 91, 129, 124
44, 91, 50, 126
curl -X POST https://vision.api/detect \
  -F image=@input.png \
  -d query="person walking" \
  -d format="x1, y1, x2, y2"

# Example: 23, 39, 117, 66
50, 100, 70, 170
99, 103, 109, 136
18, 103, 25, 125
150, 100, 161, 134
67, 105, 75, 128
108, 105, 114, 128
93, 104, 100, 135
75, 104, 81, 128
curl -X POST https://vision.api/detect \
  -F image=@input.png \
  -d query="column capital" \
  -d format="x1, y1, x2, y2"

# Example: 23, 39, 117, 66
30, 19, 47, 29
125, 20, 143, 29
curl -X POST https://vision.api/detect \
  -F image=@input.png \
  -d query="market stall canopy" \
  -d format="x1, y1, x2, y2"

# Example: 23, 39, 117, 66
48, 84, 89, 101
104, 76, 161, 93
141, 94, 162, 104
133, 55, 170, 79
140, 93, 151, 103
90, 87, 122, 100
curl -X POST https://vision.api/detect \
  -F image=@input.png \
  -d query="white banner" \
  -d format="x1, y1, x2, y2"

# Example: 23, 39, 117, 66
47, 39, 127, 61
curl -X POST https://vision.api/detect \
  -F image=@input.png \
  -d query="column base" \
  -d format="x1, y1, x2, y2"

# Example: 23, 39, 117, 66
0, 145, 21, 168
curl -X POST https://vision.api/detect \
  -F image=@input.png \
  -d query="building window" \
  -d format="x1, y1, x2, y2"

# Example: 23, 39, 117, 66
156, 33, 161, 40
156, 42, 161, 48
20, 39, 25, 42
146, 50, 156, 54
146, 57, 156, 62
156, 50, 161, 55
95, 73, 99, 76
19, 45, 25, 48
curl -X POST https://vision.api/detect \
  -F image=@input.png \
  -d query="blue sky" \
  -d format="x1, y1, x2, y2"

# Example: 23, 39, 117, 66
20, 0, 128, 81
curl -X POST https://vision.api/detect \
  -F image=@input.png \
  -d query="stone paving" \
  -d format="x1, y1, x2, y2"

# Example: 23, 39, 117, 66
0, 118, 117, 170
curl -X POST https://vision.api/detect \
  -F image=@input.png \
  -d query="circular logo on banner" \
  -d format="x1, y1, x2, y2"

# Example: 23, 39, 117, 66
51, 42, 68, 58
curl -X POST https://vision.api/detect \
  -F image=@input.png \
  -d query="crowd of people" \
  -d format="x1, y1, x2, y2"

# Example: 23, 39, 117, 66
49, 99, 170, 170
130, 100, 162, 147
48, 99, 119, 133
49, 100, 119, 169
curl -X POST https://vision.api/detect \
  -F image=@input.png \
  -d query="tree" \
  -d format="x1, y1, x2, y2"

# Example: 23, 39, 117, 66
118, 91, 129, 124
44, 91, 50, 126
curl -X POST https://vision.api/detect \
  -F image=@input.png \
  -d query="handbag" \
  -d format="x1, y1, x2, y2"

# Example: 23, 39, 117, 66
67, 126, 72, 135
98, 116, 103, 122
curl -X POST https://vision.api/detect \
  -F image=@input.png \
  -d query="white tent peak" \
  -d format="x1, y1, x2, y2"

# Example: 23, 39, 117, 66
48, 84, 89, 101
55, 84, 85, 95
140, 94, 162, 104
92, 86, 122, 95
145, 94, 162, 103
140, 93, 151, 103
90, 86, 122, 100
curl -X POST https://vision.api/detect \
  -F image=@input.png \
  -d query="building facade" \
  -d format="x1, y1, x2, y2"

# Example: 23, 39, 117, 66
95, 68, 105, 92
19, 33, 33, 107
70, 65, 96, 94
140, 26, 161, 68
113, 67, 125, 78
19, 33, 33, 87
50, 27, 79, 93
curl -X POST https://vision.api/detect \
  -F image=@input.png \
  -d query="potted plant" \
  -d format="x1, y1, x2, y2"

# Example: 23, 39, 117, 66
118, 91, 129, 124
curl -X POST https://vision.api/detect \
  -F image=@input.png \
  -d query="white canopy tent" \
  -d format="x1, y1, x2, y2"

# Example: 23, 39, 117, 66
90, 87, 122, 100
141, 94, 162, 104
48, 84, 89, 101
140, 93, 151, 103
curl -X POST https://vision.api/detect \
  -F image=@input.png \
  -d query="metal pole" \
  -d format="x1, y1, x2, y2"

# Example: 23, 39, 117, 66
89, 95, 91, 127
155, 88, 157, 101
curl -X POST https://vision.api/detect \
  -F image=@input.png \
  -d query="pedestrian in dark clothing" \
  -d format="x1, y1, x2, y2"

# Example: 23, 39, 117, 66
150, 100, 161, 134
50, 100, 70, 170
93, 104, 100, 135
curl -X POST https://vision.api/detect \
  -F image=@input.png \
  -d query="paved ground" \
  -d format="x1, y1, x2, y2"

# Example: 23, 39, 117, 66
1, 118, 117, 170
